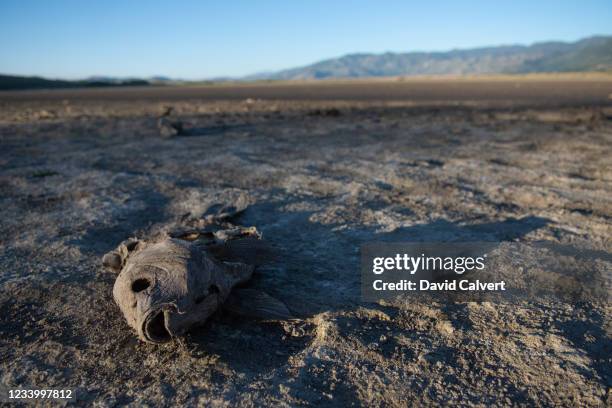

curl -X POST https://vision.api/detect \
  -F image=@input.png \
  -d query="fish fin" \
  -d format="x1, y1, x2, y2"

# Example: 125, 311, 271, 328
215, 195, 250, 221
168, 228, 216, 242
207, 238, 276, 266
204, 195, 250, 223
224, 288, 293, 320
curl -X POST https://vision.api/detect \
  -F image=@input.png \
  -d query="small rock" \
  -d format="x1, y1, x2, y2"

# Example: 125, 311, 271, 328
34, 109, 56, 120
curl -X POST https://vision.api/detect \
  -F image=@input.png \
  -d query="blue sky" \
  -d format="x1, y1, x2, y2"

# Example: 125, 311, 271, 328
1, 0, 610, 79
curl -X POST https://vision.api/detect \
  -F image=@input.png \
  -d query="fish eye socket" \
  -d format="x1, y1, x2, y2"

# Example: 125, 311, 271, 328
132, 278, 151, 292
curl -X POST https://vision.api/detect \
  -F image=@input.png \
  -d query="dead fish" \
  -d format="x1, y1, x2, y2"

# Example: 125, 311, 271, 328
102, 220, 290, 344
157, 105, 184, 137
157, 116, 184, 137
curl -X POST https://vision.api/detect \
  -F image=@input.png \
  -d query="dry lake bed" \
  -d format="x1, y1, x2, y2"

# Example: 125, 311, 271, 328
0, 78, 611, 406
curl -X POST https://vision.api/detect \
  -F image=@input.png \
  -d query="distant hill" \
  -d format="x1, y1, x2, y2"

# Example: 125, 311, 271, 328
3, 35, 611, 90
248, 36, 612, 80
0, 75, 150, 91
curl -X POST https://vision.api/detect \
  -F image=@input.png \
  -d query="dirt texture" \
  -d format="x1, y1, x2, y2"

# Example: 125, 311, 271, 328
0, 80, 611, 406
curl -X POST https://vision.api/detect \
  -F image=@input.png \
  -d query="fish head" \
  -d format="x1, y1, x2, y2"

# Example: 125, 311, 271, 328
110, 238, 253, 343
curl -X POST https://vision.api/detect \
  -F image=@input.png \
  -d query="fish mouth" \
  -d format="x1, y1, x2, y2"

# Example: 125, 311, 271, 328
142, 309, 172, 343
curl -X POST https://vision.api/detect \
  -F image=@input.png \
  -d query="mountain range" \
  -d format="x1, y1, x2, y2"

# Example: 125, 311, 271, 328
1, 35, 611, 90
248, 35, 612, 80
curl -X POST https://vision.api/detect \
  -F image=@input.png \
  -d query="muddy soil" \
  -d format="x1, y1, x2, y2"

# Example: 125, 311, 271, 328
0, 86, 611, 406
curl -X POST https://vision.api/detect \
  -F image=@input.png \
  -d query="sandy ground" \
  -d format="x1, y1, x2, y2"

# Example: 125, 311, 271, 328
0, 80, 611, 406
